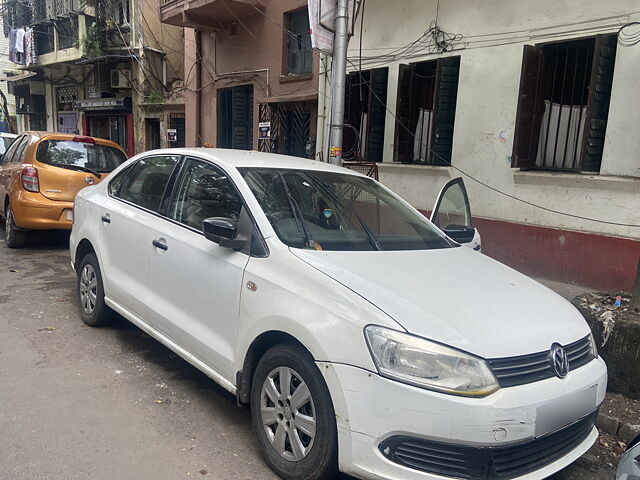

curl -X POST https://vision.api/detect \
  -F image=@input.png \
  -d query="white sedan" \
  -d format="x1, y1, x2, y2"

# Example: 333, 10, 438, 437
70, 149, 606, 480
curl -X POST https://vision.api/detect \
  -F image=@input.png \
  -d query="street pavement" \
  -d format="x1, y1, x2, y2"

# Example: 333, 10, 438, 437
0, 229, 615, 480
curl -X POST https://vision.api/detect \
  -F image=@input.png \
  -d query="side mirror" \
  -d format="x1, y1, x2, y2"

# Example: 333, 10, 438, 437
203, 217, 244, 249
443, 224, 476, 244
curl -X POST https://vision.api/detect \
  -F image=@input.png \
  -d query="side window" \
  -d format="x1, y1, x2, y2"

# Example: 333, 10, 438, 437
117, 156, 179, 212
12, 136, 30, 163
3, 136, 23, 164
108, 164, 134, 196
168, 158, 243, 231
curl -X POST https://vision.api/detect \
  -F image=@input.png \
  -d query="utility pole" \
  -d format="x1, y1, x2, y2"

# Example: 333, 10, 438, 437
328, 0, 349, 165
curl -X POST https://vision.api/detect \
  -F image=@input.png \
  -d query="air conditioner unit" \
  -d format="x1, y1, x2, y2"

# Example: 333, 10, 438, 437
110, 69, 131, 89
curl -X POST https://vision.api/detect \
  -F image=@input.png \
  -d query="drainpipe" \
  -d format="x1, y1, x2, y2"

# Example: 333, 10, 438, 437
195, 29, 202, 147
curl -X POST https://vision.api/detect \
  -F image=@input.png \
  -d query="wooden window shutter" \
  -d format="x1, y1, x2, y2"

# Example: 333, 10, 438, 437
394, 63, 415, 163
366, 67, 389, 162
430, 56, 460, 166
231, 85, 253, 150
512, 45, 543, 168
580, 34, 617, 172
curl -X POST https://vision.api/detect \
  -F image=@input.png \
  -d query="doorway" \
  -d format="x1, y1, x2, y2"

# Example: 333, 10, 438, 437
218, 85, 253, 150
86, 115, 129, 153
57, 112, 78, 134
145, 118, 161, 150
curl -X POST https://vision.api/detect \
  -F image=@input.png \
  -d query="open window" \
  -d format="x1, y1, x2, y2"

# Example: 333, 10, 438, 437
512, 35, 617, 172
394, 56, 460, 165
430, 177, 480, 250
343, 68, 388, 162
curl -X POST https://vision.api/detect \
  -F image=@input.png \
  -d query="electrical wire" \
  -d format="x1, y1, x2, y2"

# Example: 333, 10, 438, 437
223, 3, 640, 228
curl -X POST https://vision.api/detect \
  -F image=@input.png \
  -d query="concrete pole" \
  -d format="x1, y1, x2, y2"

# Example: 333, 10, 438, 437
328, 0, 350, 165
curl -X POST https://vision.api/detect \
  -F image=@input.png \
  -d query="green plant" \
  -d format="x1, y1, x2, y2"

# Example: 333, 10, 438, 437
80, 22, 102, 57
146, 91, 165, 104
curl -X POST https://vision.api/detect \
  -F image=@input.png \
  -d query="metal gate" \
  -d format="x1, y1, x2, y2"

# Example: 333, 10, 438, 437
258, 102, 313, 158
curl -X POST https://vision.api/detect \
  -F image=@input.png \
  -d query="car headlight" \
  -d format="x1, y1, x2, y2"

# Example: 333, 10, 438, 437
365, 325, 499, 397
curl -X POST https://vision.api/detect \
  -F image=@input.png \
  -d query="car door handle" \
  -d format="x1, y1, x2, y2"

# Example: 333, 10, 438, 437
152, 239, 168, 251
101, 214, 111, 224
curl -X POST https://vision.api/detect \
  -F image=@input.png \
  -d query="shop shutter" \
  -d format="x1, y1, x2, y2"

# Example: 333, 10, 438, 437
394, 63, 415, 163
511, 45, 543, 168
580, 35, 616, 172
430, 56, 460, 166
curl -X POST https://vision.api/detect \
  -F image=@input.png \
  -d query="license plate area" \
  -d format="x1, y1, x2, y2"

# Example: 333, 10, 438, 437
535, 384, 597, 437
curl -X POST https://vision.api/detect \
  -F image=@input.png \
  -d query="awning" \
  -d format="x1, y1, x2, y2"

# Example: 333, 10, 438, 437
0, 71, 37, 82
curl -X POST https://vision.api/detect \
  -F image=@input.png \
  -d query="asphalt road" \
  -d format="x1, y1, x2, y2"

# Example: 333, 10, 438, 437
0, 228, 616, 480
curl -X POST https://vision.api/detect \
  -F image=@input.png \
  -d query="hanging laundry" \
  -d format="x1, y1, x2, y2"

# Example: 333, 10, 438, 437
15, 28, 25, 54
8, 28, 18, 64
24, 28, 35, 66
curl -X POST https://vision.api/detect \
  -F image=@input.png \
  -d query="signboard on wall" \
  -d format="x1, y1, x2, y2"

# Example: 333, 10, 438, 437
167, 128, 177, 143
307, 0, 358, 53
258, 121, 271, 140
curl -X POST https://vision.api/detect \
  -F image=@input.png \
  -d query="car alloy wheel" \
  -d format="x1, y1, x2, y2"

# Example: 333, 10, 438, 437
5, 207, 14, 244
260, 366, 316, 461
79, 264, 98, 315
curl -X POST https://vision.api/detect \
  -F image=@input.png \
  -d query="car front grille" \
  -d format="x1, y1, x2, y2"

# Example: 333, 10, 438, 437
486, 335, 595, 388
379, 412, 597, 480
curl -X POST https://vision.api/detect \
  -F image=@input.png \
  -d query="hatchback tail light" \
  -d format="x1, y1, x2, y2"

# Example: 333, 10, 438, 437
22, 166, 39, 192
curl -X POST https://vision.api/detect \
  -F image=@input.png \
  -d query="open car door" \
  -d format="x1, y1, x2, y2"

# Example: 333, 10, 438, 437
430, 177, 481, 251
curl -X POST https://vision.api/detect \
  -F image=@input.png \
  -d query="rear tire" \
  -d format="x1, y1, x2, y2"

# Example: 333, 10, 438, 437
250, 344, 338, 480
5, 204, 26, 248
77, 253, 114, 326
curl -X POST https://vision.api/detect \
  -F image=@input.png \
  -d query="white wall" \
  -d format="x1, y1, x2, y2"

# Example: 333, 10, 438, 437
0, 30, 17, 117
319, 0, 640, 240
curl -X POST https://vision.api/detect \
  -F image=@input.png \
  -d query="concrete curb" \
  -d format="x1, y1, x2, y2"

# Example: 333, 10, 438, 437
596, 412, 640, 444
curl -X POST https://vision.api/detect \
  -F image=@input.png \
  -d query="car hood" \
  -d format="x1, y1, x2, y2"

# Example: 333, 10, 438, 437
290, 246, 590, 359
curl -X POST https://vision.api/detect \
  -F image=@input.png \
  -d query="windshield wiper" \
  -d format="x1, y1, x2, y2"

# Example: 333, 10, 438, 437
277, 172, 313, 248
304, 172, 383, 251
54, 164, 102, 178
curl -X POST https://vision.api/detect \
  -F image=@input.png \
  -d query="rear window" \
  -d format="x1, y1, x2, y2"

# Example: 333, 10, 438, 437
36, 140, 127, 173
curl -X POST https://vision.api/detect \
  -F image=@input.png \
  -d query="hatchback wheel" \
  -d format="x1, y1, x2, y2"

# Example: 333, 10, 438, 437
5, 204, 26, 248
251, 344, 338, 480
77, 253, 114, 326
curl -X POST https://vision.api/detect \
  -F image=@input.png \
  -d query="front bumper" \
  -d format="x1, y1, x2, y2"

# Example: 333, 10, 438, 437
318, 357, 607, 480
12, 190, 74, 230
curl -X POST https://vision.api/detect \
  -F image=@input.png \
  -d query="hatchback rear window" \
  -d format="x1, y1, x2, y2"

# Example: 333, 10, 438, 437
36, 140, 127, 173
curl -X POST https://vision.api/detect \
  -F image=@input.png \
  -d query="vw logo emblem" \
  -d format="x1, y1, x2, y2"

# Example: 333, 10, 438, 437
549, 343, 569, 378
85, 176, 95, 185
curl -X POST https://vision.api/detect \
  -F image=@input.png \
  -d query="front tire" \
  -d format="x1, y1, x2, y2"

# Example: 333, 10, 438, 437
251, 344, 338, 480
77, 253, 114, 326
5, 204, 26, 248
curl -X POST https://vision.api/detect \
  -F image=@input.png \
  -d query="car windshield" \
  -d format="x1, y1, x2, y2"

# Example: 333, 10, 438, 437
36, 140, 127, 173
240, 167, 454, 251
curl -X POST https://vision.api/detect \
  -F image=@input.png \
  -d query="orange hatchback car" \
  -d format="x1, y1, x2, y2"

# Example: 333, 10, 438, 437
0, 132, 127, 247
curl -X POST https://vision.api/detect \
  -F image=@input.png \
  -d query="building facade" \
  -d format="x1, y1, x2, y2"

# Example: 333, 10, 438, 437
2, 0, 185, 154
316, 0, 640, 291
160, 0, 319, 158
0, 30, 17, 132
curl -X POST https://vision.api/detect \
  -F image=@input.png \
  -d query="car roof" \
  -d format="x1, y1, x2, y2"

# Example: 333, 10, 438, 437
0, 132, 18, 138
142, 148, 366, 176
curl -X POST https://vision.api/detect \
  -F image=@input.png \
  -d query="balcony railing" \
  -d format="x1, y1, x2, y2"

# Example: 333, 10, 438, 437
160, 0, 263, 28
